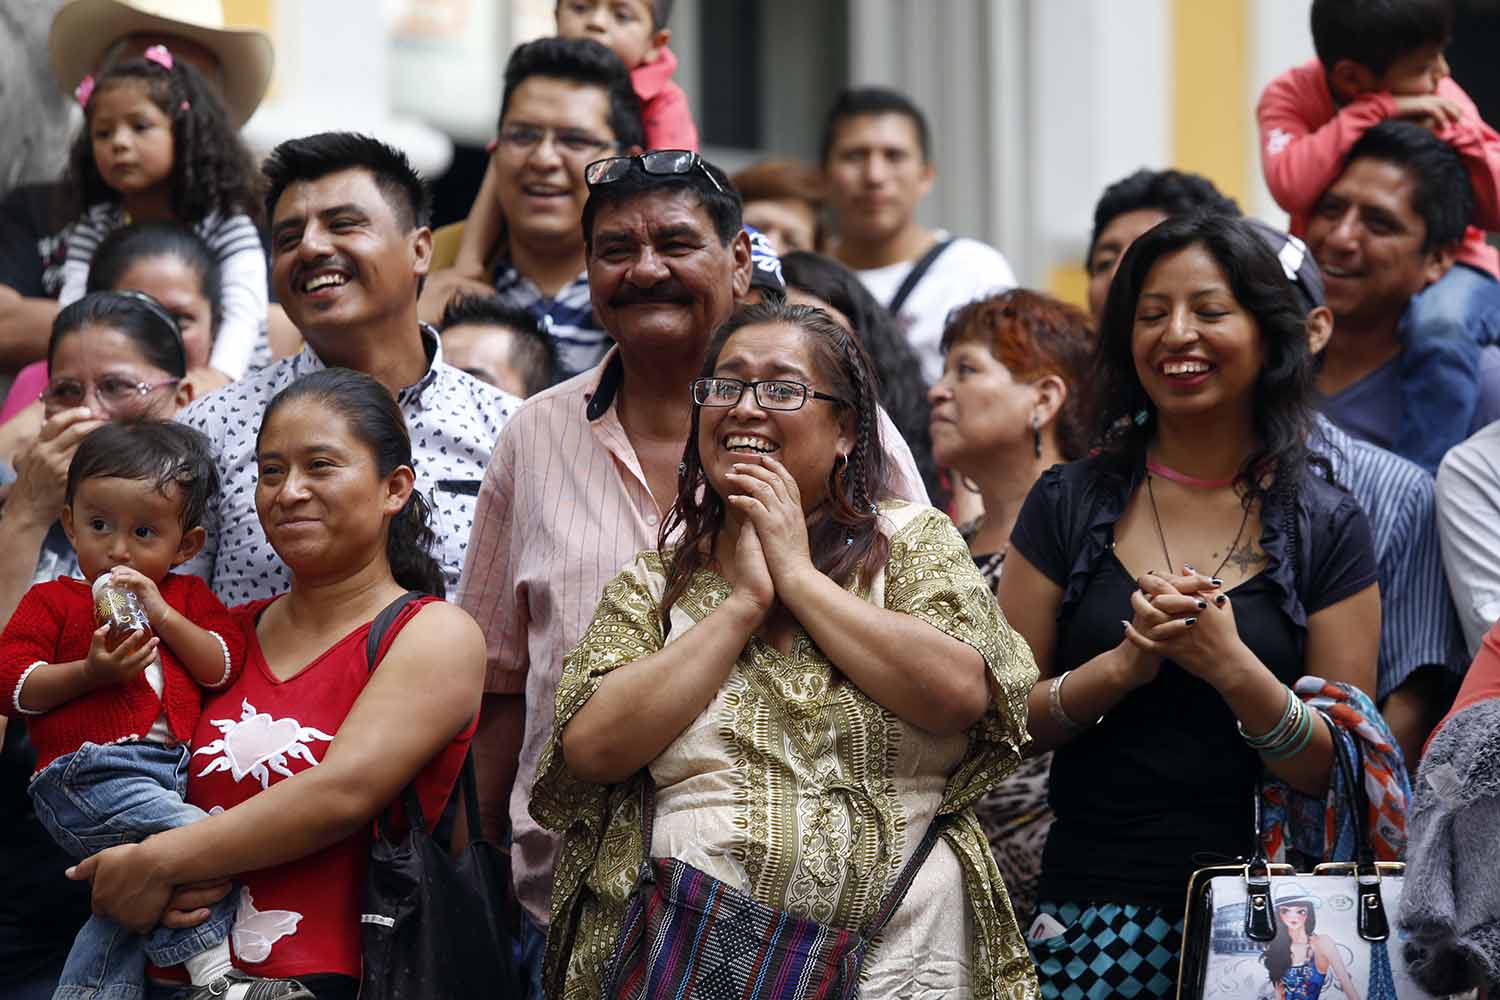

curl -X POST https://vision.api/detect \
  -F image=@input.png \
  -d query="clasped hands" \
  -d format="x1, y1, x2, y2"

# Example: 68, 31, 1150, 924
721, 454, 817, 621
1120, 566, 1249, 689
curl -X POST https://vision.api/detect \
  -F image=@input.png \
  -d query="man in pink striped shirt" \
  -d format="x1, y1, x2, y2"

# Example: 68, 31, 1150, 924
457, 152, 926, 993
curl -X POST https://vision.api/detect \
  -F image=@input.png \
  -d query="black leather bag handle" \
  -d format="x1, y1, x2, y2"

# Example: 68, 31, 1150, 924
1323, 711, 1389, 941
1242, 709, 1388, 942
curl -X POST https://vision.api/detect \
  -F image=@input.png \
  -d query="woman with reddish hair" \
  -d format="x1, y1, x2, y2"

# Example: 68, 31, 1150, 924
927, 288, 1094, 923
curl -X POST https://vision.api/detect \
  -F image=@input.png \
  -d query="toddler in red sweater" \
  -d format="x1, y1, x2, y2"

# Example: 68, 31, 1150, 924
1257, 0, 1500, 472
0, 421, 310, 1000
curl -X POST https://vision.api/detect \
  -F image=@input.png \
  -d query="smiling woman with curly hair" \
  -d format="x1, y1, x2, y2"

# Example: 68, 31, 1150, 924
533, 299, 1040, 999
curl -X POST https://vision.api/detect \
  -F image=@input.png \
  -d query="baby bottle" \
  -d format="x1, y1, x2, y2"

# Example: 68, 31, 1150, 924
92, 574, 151, 639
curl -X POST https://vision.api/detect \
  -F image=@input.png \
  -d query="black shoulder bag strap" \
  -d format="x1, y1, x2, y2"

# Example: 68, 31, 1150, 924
1325, 711, 1390, 941
886, 238, 955, 316
365, 591, 437, 835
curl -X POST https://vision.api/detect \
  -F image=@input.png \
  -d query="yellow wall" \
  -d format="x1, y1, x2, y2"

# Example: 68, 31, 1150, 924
1050, 0, 1254, 309
1171, 0, 1251, 207
221, 0, 272, 30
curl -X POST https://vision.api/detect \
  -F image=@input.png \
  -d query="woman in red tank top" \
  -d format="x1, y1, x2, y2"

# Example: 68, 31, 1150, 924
65, 369, 486, 1000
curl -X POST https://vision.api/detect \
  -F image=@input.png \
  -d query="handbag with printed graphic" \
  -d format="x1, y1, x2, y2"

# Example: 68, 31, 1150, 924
1176, 713, 1433, 1000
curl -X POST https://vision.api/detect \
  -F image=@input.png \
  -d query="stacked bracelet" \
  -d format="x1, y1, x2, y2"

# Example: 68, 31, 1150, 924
1238, 686, 1314, 760
1049, 670, 1100, 735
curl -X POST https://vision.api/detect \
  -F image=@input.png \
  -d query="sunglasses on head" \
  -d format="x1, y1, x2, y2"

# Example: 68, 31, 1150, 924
584, 150, 725, 193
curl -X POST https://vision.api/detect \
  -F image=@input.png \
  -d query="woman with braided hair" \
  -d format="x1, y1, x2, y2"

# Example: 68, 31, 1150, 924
532, 300, 1040, 998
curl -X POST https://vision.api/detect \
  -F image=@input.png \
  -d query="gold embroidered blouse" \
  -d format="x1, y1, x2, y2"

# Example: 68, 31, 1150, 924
531, 502, 1040, 999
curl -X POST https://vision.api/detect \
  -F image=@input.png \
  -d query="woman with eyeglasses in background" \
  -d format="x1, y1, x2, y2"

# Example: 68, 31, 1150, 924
533, 300, 1039, 999
0, 223, 224, 465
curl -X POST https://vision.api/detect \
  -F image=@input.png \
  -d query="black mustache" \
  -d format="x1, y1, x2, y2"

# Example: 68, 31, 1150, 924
610, 282, 692, 307
292, 256, 356, 284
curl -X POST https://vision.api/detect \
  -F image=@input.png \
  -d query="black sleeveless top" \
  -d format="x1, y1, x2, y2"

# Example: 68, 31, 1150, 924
1010, 454, 1376, 912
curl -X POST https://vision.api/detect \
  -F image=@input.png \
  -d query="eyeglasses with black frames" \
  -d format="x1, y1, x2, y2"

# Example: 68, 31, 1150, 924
585, 149, 725, 193
691, 377, 847, 411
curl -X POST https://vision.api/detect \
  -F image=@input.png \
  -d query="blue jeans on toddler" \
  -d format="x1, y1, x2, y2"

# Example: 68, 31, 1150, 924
28, 741, 236, 1000
1397, 263, 1500, 473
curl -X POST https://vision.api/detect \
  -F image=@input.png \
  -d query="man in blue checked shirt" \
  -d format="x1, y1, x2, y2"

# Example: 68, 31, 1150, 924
420, 39, 647, 383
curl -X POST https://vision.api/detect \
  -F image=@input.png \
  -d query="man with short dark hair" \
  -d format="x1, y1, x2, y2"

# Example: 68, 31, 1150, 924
1308, 120, 1500, 463
458, 151, 925, 996
181, 132, 518, 604
1084, 168, 1242, 319
420, 37, 645, 381
438, 294, 555, 397
821, 86, 1015, 382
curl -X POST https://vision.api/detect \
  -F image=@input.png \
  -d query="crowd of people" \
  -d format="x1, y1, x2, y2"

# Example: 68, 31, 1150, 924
3, 0, 1500, 998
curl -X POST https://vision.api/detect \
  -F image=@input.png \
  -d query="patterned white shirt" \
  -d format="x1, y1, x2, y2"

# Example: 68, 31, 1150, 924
179, 325, 519, 604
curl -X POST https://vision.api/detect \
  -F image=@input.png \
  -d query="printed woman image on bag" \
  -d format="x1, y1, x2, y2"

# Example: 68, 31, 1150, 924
1264, 884, 1360, 1000
1191, 873, 1432, 1000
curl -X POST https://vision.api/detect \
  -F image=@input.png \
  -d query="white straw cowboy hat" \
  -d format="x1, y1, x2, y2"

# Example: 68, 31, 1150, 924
49, 0, 273, 128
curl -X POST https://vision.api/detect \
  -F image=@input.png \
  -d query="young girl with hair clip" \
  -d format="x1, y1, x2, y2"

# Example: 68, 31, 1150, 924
61, 45, 268, 383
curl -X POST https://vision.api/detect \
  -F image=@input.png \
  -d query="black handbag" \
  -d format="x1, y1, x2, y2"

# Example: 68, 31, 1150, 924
358, 592, 522, 999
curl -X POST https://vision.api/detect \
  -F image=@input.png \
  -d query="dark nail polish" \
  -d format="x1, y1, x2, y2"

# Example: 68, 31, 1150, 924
1185, 617, 1197, 627
1210, 578, 1223, 587
1215, 595, 1227, 607
1196, 600, 1207, 610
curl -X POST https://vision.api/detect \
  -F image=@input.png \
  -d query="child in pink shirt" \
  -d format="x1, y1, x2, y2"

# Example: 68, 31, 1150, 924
554, 0, 696, 150
443, 0, 697, 313
1257, 0, 1500, 472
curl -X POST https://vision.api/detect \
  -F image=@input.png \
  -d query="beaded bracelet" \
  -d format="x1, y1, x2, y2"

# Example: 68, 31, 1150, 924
1048, 670, 1099, 734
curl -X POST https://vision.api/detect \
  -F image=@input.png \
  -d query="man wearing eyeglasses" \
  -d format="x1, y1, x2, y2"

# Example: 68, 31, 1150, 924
457, 150, 927, 997
420, 37, 646, 382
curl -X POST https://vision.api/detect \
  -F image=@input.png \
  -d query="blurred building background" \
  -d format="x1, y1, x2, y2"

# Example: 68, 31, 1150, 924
5, 0, 1498, 307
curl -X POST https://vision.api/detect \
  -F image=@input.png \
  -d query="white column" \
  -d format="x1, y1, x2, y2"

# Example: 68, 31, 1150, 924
240, 0, 452, 177
1028, 0, 1171, 277
1248, 0, 1316, 225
